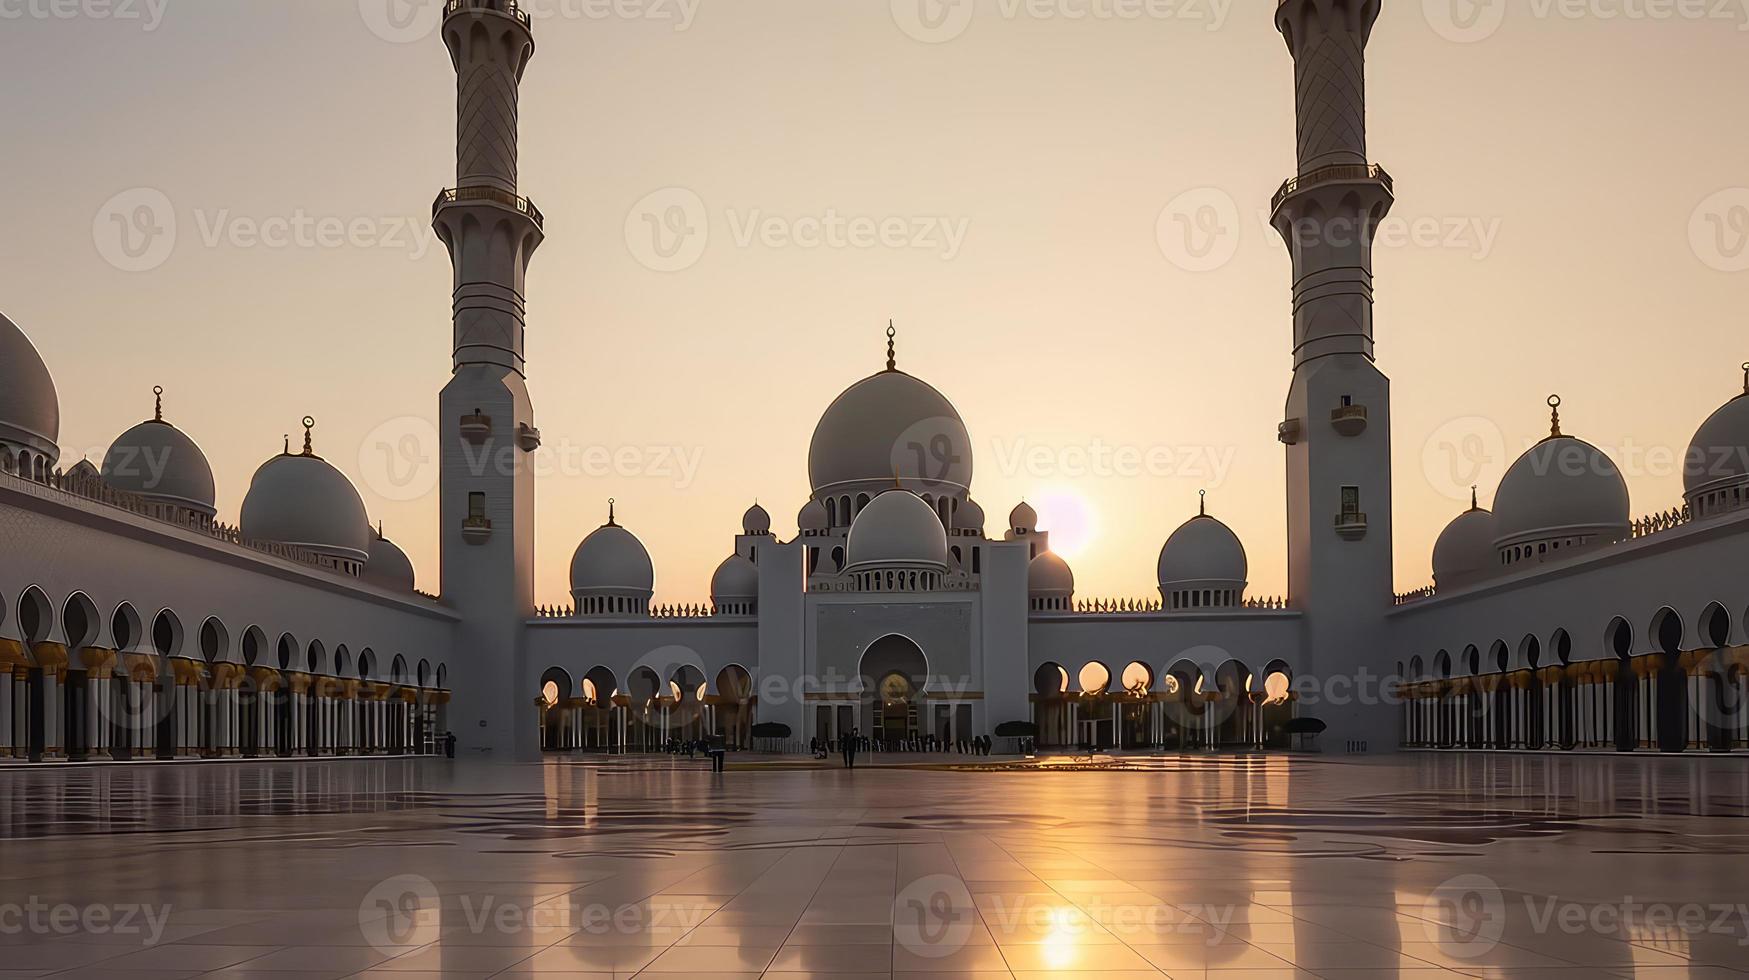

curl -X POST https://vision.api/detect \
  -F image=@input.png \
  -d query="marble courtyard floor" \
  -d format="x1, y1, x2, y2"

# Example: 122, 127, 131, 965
0, 753, 1747, 978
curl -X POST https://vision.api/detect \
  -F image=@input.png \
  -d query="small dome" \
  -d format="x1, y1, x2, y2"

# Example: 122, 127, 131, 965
1028, 551, 1075, 596
363, 527, 416, 592
569, 506, 655, 594
846, 489, 951, 569
956, 497, 986, 533
1684, 369, 1749, 503
1493, 403, 1629, 553
1157, 512, 1248, 589
1009, 501, 1038, 532
797, 499, 828, 532
742, 502, 771, 535
239, 423, 370, 562
808, 331, 972, 498
1432, 495, 1498, 590
0, 311, 60, 460
68, 459, 99, 480
101, 390, 216, 515
710, 553, 758, 601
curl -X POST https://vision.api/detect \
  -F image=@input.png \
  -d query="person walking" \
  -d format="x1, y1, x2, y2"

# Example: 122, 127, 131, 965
843, 728, 859, 769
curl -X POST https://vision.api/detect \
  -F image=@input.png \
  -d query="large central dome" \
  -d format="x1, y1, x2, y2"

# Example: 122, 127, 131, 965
808, 329, 972, 500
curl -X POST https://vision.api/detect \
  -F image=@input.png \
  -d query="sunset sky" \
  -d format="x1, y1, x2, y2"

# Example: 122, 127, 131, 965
3, 0, 1746, 604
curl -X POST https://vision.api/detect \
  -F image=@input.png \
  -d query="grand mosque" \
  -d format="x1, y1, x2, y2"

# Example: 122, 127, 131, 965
2, 0, 1747, 764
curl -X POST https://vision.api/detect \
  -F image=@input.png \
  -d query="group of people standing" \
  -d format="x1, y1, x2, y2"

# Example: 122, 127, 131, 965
809, 731, 997, 768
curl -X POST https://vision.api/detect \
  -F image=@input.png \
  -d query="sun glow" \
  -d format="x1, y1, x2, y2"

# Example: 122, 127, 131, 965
1034, 488, 1097, 559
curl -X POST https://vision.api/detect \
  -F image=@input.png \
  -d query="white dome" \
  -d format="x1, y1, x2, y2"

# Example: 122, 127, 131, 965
957, 497, 985, 533
797, 499, 828, 532
742, 503, 771, 535
101, 393, 216, 515
1684, 378, 1749, 499
1157, 514, 1248, 589
0, 311, 59, 459
1432, 497, 1498, 590
808, 367, 972, 499
569, 517, 654, 594
239, 431, 370, 562
1009, 501, 1037, 532
846, 489, 951, 569
363, 528, 416, 592
710, 553, 758, 600
1493, 434, 1629, 550
1028, 551, 1074, 596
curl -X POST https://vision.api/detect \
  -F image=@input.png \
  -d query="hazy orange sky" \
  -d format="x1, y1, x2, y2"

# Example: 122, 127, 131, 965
3, 0, 1746, 604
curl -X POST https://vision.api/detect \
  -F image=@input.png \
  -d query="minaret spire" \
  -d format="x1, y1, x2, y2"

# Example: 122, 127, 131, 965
301, 416, 316, 456
1547, 395, 1563, 440
886, 321, 897, 372
1199, 489, 1207, 517
152, 385, 163, 422
1741, 361, 1748, 395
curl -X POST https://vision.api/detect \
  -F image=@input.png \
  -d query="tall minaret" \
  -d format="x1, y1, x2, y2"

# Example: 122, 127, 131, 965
1271, 0, 1395, 752
433, 0, 544, 759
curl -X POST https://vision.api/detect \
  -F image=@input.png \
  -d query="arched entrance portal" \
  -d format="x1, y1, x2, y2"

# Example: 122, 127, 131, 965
859, 635, 930, 749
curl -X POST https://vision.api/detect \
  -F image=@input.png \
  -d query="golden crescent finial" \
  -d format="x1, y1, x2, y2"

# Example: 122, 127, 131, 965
1547, 395, 1562, 439
301, 416, 316, 456
152, 385, 164, 421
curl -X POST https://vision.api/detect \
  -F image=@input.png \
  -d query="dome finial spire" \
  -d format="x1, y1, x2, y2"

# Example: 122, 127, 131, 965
1470, 485, 1479, 511
301, 416, 316, 456
153, 385, 164, 422
1741, 361, 1748, 394
886, 321, 897, 372
606, 497, 617, 527
1547, 395, 1562, 439
1199, 488, 1207, 517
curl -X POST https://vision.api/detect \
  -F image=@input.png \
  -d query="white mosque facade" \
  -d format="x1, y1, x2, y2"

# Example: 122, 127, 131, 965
3, 0, 1749, 764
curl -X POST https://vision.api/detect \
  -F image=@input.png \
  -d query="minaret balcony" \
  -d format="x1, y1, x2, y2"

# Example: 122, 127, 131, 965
1334, 512, 1369, 539
459, 410, 492, 444
461, 516, 494, 544
1271, 163, 1393, 215
1330, 404, 1369, 437
444, 0, 531, 28
516, 422, 542, 452
433, 187, 544, 231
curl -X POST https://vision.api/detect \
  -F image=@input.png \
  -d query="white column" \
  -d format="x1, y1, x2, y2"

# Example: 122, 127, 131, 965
0, 671, 12, 757
41, 672, 63, 758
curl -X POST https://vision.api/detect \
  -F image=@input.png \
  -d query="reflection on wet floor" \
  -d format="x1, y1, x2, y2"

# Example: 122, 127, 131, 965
0, 752, 1747, 977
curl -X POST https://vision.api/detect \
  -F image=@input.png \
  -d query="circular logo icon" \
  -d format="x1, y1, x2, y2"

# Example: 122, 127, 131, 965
625, 187, 709, 273
358, 416, 441, 503
1423, 0, 1506, 43
94, 188, 176, 273
890, 0, 974, 43
1157, 188, 1240, 273
1421, 415, 1507, 504
358, 0, 444, 44
360, 874, 442, 950
893, 874, 976, 957
891, 415, 972, 496
1689, 188, 1749, 273
622, 646, 710, 728
1422, 874, 1505, 958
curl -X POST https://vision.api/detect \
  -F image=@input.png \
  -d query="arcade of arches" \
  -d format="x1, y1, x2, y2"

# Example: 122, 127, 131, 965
1399, 607, 1749, 754
537, 664, 756, 752
1031, 659, 1296, 751
0, 590, 449, 762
